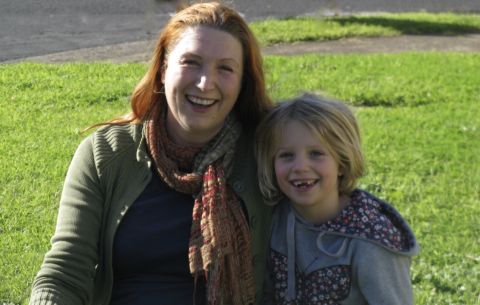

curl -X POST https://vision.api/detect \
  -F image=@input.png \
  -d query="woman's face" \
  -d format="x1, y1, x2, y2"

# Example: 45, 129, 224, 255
162, 25, 244, 147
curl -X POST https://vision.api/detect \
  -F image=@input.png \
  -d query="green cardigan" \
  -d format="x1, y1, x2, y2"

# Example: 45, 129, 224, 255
29, 123, 271, 305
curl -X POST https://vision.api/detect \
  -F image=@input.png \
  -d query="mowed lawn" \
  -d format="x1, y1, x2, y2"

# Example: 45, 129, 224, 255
1, 12, 480, 305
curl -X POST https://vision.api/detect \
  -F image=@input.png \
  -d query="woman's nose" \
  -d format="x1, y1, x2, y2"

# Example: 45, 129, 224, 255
197, 68, 215, 91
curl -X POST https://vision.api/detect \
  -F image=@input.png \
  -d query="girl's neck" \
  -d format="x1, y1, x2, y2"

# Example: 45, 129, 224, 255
293, 194, 350, 225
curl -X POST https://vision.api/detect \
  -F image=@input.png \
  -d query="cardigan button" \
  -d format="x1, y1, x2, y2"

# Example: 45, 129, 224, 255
252, 255, 258, 267
255, 292, 260, 303
232, 181, 245, 193
250, 216, 257, 228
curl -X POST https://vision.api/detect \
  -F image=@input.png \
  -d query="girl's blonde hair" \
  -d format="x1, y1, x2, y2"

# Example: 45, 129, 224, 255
255, 93, 365, 204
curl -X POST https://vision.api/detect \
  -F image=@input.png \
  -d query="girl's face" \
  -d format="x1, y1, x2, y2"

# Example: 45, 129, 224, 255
274, 120, 342, 223
162, 26, 244, 147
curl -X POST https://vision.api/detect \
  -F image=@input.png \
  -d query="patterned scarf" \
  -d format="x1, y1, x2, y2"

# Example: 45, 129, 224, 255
145, 102, 255, 305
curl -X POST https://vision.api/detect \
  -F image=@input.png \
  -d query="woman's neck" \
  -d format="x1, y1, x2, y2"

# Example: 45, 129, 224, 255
165, 116, 221, 148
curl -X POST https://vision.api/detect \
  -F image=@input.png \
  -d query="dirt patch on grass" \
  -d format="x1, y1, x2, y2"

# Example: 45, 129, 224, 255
6, 34, 480, 64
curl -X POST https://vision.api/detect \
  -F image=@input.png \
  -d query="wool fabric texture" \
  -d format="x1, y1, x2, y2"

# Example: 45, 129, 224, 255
146, 101, 255, 305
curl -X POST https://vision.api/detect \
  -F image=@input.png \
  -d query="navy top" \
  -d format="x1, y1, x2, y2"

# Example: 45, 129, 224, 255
110, 168, 206, 305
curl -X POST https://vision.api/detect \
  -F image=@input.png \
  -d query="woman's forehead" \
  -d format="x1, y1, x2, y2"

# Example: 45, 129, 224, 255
167, 26, 242, 60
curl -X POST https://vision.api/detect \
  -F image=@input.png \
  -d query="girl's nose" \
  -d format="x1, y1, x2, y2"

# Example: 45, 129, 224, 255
292, 155, 309, 172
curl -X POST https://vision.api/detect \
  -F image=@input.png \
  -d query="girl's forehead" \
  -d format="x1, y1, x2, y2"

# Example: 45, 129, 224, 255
278, 119, 317, 136
276, 120, 326, 146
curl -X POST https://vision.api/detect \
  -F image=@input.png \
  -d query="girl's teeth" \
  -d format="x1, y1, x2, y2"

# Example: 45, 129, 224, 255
188, 95, 216, 106
292, 180, 316, 187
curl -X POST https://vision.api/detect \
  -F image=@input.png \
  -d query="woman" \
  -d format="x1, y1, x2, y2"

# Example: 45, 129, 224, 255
29, 2, 273, 305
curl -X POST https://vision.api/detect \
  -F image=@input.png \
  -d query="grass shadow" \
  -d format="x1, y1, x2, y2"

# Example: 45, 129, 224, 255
332, 16, 480, 35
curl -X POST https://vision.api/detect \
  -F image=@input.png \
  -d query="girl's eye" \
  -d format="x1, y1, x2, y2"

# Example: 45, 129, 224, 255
310, 150, 324, 157
277, 152, 294, 159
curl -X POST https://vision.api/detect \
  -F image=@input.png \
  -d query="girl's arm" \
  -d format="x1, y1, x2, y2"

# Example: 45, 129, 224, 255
354, 240, 414, 305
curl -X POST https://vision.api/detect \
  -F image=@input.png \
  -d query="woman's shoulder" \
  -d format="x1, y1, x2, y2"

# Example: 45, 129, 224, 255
75, 123, 144, 173
92, 123, 143, 149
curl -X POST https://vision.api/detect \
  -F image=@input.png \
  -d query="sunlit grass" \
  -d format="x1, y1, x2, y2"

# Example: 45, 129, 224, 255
1, 53, 479, 304
251, 12, 480, 45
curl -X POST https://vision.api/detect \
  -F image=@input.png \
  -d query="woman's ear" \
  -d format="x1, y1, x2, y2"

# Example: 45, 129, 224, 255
160, 66, 166, 84
160, 59, 168, 84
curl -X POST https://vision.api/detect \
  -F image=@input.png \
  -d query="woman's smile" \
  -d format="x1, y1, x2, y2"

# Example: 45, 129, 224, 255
186, 94, 218, 107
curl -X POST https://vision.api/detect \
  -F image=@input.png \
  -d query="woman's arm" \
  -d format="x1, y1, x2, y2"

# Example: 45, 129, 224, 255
29, 136, 104, 305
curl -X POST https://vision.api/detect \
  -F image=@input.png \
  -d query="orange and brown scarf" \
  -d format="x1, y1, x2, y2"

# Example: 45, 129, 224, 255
145, 102, 255, 305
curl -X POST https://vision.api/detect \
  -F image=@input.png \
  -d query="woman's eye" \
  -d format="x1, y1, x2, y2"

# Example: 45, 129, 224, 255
219, 65, 234, 72
181, 59, 199, 66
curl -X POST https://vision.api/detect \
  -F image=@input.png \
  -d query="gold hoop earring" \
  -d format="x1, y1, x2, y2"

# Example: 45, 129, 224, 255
153, 87, 165, 94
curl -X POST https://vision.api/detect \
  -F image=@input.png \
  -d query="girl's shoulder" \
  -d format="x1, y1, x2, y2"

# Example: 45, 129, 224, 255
271, 191, 419, 256
331, 189, 419, 255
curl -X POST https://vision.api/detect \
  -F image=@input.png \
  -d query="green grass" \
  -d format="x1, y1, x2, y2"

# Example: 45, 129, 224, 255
267, 54, 480, 305
251, 12, 480, 45
3, 11, 480, 305
265, 52, 480, 107
1, 52, 479, 304
0, 63, 142, 303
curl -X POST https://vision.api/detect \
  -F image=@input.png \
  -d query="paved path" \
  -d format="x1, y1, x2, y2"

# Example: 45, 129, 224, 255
2, 0, 479, 62
5, 34, 480, 64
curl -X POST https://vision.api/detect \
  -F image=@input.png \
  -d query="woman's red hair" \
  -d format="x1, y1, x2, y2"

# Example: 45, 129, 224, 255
110, 2, 272, 130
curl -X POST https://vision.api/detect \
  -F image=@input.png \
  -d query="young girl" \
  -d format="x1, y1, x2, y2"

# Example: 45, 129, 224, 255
255, 94, 419, 305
